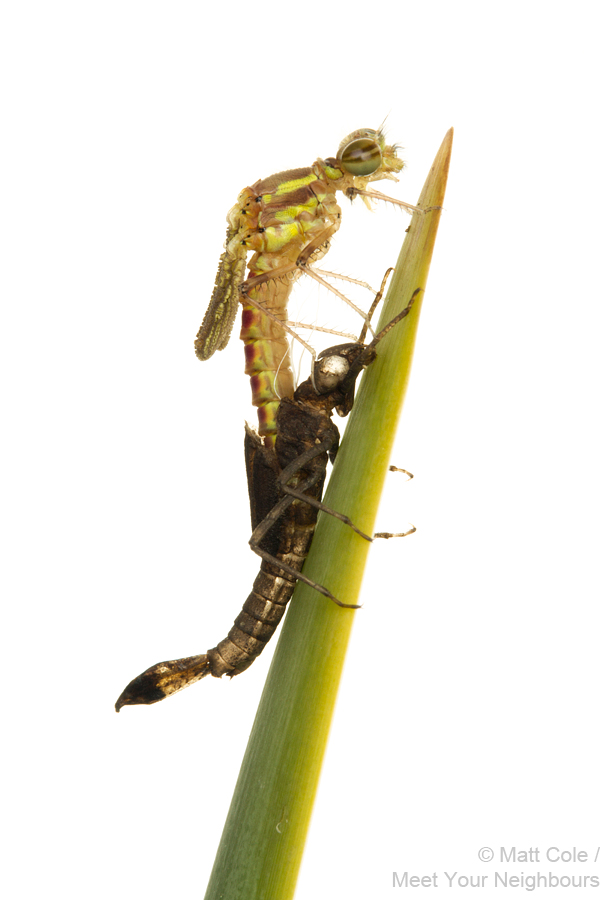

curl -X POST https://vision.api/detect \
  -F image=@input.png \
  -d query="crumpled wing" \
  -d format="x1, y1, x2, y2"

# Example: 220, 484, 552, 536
194, 225, 247, 360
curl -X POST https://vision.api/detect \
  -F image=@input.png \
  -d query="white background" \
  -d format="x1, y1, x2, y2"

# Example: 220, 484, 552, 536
2, 2, 608, 898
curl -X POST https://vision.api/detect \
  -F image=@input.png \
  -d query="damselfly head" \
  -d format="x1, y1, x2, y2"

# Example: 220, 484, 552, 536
337, 127, 405, 181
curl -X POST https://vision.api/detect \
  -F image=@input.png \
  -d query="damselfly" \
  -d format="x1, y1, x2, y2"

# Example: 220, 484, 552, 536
195, 127, 418, 446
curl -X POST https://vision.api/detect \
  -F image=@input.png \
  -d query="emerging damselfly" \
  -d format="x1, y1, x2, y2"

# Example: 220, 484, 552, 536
115, 291, 418, 710
195, 126, 418, 446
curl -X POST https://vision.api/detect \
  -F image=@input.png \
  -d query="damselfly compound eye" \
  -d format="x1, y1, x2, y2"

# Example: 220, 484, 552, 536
339, 138, 382, 177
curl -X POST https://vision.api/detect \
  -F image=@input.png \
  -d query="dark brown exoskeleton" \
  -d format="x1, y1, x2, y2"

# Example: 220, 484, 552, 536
115, 294, 419, 710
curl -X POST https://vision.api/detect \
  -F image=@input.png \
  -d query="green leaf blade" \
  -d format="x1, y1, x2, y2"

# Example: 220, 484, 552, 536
204, 128, 453, 900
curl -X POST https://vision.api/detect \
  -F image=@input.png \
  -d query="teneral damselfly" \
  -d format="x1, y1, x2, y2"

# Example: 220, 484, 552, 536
195, 127, 418, 446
